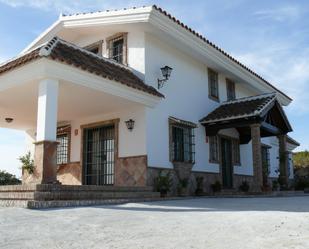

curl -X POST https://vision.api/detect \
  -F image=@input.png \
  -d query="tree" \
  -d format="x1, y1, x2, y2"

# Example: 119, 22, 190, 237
293, 151, 309, 169
0, 170, 21, 185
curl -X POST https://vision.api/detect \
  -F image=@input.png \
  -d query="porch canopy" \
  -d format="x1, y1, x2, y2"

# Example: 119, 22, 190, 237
200, 93, 293, 191
199, 93, 292, 144
0, 37, 163, 184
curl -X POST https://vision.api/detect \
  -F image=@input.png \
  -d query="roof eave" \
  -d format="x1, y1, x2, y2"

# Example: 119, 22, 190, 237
21, 6, 153, 54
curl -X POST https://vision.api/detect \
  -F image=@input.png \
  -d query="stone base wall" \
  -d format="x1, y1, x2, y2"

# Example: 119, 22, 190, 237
233, 174, 254, 191
147, 166, 280, 195
115, 155, 147, 187
57, 162, 82, 185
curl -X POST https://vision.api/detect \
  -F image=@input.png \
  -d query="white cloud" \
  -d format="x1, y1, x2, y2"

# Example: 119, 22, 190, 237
254, 5, 302, 22
235, 47, 309, 115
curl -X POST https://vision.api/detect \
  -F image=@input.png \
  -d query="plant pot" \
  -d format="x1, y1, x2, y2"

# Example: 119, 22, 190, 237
195, 189, 204, 196
160, 190, 168, 198
178, 187, 188, 197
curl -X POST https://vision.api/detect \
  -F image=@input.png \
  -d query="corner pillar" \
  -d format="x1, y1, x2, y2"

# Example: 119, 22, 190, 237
34, 78, 59, 184
250, 123, 263, 192
278, 134, 289, 186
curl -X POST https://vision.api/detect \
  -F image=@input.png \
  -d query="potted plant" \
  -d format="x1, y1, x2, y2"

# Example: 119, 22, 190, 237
272, 180, 280, 191
211, 180, 221, 193
239, 181, 250, 192
154, 171, 173, 197
19, 152, 35, 175
177, 178, 189, 196
195, 176, 204, 196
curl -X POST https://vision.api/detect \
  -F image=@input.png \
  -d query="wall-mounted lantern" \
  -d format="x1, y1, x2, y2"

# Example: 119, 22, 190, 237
5, 118, 13, 123
158, 65, 173, 89
125, 119, 135, 131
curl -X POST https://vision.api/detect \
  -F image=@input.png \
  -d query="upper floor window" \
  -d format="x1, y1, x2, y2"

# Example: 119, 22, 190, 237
226, 78, 236, 101
84, 40, 103, 56
107, 33, 128, 65
208, 68, 219, 101
209, 136, 219, 163
169, 118, 196, 163
56, 126, 71, 165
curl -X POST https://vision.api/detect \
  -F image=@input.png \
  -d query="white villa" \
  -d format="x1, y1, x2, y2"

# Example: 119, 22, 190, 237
0, 6, 299, 202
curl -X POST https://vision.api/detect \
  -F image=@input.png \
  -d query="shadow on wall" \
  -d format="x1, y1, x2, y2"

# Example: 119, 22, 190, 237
93, 196, 309, 213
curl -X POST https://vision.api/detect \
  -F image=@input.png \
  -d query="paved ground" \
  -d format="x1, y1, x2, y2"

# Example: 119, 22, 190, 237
1, 196, 309, 249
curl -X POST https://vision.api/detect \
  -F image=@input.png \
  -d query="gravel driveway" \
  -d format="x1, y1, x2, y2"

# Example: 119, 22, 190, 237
1, 196, 309, 249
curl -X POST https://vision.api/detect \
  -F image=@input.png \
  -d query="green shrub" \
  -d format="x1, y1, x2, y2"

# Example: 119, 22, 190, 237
295, 178, 309, 190
19, 151, 35, 174
0, 170, 21, 185
272, 180, 279, 191
154, 170, 173, 196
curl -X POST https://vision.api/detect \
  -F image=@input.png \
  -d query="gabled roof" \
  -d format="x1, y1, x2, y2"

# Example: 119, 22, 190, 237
0, 37, 163, 98
200, 93, 277, 124
21, 5, 292, 103
287, 135, 300, 147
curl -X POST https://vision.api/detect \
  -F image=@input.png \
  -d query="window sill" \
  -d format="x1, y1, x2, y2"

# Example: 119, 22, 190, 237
209, 159, 219, 164
172, 160, 195, 165
208, 95, 220, 102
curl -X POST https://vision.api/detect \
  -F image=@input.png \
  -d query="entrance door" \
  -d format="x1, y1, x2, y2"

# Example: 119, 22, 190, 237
83, 125, 115, 185
221, 138, 233, 188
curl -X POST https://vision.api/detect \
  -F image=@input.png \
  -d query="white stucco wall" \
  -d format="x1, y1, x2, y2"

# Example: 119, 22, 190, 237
70, 105, 146, 162
143, 33, 260, 174
72, 27, 146, 80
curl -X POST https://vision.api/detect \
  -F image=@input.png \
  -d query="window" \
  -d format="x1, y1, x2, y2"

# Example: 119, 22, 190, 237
208, 68, 219, 101
232, 139, 241, 165
57, 135, 69, 164
209, 136, 219, 163
226, 78, 236, 101
107, 33, 128, 64
56, 126, 71, 165
170, 120, 195, 163
84, 40, 103, 56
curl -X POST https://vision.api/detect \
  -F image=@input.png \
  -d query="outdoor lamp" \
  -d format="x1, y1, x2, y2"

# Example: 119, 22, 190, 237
5, 118, 13, 123
158, 65, 173, 89
125, 119, 135, 131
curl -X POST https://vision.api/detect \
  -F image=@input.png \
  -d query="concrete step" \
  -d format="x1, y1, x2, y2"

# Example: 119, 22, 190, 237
0, 191, 35, 200
0, 197, 165, 209
26, 198, 165, 209
0, 184, 153, 193
33, 191, 160, 201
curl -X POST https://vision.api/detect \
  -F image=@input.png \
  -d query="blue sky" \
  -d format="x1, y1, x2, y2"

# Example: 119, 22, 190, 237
0, 0, 308, 177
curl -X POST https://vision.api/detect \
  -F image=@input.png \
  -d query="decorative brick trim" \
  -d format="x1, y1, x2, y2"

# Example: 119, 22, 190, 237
115, 155, 147, 186
57, 162, 81, 185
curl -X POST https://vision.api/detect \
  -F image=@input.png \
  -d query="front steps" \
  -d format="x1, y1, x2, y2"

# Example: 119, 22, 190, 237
0, 184, 160, 209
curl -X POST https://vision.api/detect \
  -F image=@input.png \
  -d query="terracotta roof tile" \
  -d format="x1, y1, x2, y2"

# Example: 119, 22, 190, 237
200, 93, 277, 123
0, 37, 163, 98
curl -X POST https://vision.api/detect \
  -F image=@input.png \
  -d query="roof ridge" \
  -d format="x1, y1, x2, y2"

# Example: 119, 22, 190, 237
61, 5, 152, 17
221, 92, 276, 106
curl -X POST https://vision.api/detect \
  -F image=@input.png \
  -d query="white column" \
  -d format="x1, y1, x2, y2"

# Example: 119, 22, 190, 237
36, 79, 59, 142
